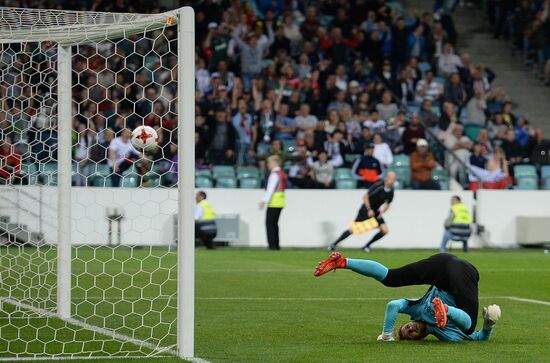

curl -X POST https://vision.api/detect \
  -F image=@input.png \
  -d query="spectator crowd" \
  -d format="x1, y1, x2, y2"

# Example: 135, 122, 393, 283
1, 0, 549, 190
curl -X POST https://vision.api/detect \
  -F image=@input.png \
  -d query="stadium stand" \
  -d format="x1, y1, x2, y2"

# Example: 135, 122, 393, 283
2, 0, 550, 191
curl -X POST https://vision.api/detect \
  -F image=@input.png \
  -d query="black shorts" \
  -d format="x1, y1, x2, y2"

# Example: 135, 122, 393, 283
355, 205, 386, 225
381, 253, 479, 334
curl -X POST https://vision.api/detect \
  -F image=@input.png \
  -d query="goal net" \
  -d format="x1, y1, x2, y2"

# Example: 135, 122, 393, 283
0, 6, 195, 360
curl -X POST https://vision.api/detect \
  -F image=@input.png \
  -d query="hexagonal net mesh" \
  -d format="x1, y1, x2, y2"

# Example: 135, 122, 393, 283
0, 7, 190, 359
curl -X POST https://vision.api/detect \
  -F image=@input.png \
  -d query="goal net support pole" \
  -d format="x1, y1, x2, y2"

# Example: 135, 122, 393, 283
57, 44, 72, 321
177, 6, 196, 359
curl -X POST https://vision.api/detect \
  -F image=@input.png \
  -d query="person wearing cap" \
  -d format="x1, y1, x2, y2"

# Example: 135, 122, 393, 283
410, 138, 440, 190
260, 155, 288, 250
195, 191, 217, 250
352, 142, 383, 188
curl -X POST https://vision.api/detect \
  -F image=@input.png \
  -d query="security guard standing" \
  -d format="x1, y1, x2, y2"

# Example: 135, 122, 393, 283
195, 191, 217, 249
259, 155, 287, 250
440, 195, 473, 252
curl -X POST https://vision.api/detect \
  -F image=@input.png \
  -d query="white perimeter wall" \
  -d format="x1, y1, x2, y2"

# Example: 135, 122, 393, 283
476, 190, 550, 247
2, 186, 549, 248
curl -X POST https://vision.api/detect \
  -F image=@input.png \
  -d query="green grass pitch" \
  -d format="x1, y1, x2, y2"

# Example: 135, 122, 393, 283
0, 247, 549, 362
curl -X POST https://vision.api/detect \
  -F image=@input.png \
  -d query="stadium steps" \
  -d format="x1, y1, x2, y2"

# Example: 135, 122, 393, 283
452, 5, 550, 135
0, 216, 45, 246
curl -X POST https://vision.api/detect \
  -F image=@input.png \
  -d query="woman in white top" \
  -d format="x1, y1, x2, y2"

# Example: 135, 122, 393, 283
372, 133, 393, 169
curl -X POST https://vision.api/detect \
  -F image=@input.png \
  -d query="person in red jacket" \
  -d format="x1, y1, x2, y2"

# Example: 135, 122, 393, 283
0, 139, 22, 185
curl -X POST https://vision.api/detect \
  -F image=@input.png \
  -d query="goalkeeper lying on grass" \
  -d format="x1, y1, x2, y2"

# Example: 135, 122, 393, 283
314, 252, 501, 341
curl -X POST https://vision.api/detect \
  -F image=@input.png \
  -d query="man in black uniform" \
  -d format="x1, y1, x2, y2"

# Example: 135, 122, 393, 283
328, 171, 396, 252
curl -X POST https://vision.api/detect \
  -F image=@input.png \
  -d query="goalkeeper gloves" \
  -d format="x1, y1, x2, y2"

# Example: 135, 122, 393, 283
483, 304, 501, 329
377, 332, 395, 341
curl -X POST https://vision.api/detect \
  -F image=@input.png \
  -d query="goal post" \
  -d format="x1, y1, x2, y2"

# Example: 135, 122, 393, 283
0, 5, 195, 360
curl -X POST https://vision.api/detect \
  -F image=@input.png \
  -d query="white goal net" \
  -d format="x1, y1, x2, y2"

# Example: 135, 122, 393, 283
0, 6, 195, 360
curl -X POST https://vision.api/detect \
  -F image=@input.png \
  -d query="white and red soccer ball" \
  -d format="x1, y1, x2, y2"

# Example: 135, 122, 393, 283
131, 125, 159, 151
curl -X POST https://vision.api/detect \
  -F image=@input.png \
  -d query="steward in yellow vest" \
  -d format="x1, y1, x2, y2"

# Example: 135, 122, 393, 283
195, 191, 217, 249
440, 195, 473, 252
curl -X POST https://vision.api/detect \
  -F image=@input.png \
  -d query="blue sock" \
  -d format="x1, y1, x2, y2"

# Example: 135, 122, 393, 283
346, 259, 389, 281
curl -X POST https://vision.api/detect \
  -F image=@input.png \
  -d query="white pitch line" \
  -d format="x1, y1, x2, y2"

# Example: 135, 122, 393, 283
502, 296, 550, 306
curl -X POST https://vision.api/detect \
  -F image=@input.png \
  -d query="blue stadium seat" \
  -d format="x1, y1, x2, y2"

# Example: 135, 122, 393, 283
334, 168, 353, 180
433, 77, 446, 85
543, 177, 550, 190
216, 176, 237, 188
195, 175, 213, 188
432, 168, 450, 190
121, 174, 139, 188
344, 154, 361, 164
513, 165, 537, 179
541, 165, 550, 181
392, 154, 410, 167
213, 165, 235, 179
282, 139, 297, 154
336, 179, 357, 189
464, 124, 482, 142
418, 61, 432, 75
517, 177, 538, 190
240, 177, 261, 189
196, 169, 213, 178
237, 166, 260, 180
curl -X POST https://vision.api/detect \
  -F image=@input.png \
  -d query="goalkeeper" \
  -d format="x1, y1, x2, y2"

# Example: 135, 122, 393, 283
314, 252, 501, 342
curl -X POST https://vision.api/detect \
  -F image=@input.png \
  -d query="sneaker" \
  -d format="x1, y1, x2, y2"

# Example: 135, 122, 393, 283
362, 246, 371, 253
327, 244, 336, 252
483, 304, 501, 328
313, 252, 347, 277
432, 298, 448, 328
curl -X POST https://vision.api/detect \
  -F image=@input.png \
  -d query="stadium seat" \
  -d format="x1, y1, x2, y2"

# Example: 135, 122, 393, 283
433, 76, 446, 85
282, 139, 297, 154
90, 163, 112, 187
216, 176, 237, 188
121, 174, 139, 188
240, 177, 261, 189
344, 154, 361, 164
406, 104, 420, 116
195, 175, 213, 188
393, 179, 404, 190
334, 168, 353, 180
432, 168, 450, 190
541, 165, 550, 181
237, 166, 260, 180
543, 177, 550, 190
418, 61, 432, 75
196, 169, 213, 178
388, 166, 411, 187
517, 177, 538, 190
513, 165, 537, 179
464, 124, 481, 142
431, 105, 441, 116
213, 165, 235, 179
336, 179, 357, 189
39, 162, 58, 185
392, 154, 410, 167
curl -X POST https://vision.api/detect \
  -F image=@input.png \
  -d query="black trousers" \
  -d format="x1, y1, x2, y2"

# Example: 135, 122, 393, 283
195, 221, 217, 249
381, 253, 479, 334
266, 207, 282, 250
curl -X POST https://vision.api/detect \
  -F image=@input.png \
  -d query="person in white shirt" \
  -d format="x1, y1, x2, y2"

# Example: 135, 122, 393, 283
372, 133, 394, 169
108, 128, 141, 187
294, 104, 318, 140
438, 43, 463, 76
363, 110, 387, 134
259, 155, 288, 250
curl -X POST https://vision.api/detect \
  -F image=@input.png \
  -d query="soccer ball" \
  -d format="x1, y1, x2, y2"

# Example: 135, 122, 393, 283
131, 126, 159, 151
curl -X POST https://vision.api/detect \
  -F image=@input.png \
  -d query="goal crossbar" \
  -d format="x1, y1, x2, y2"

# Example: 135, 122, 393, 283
0, 7, 179, 45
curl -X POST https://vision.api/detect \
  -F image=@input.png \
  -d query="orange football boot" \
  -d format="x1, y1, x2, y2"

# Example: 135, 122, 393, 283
432, 298, 449, 328
314, 252, 347, 277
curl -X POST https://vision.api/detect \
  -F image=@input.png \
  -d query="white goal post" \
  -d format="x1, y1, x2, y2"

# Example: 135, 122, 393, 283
0, 6, 195, 360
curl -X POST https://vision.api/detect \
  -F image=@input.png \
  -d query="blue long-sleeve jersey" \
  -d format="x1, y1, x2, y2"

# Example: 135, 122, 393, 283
382, 286, 493, 341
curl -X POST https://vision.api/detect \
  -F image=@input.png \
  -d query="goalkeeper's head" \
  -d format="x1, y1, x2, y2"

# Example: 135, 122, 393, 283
398, 321, 428, 340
